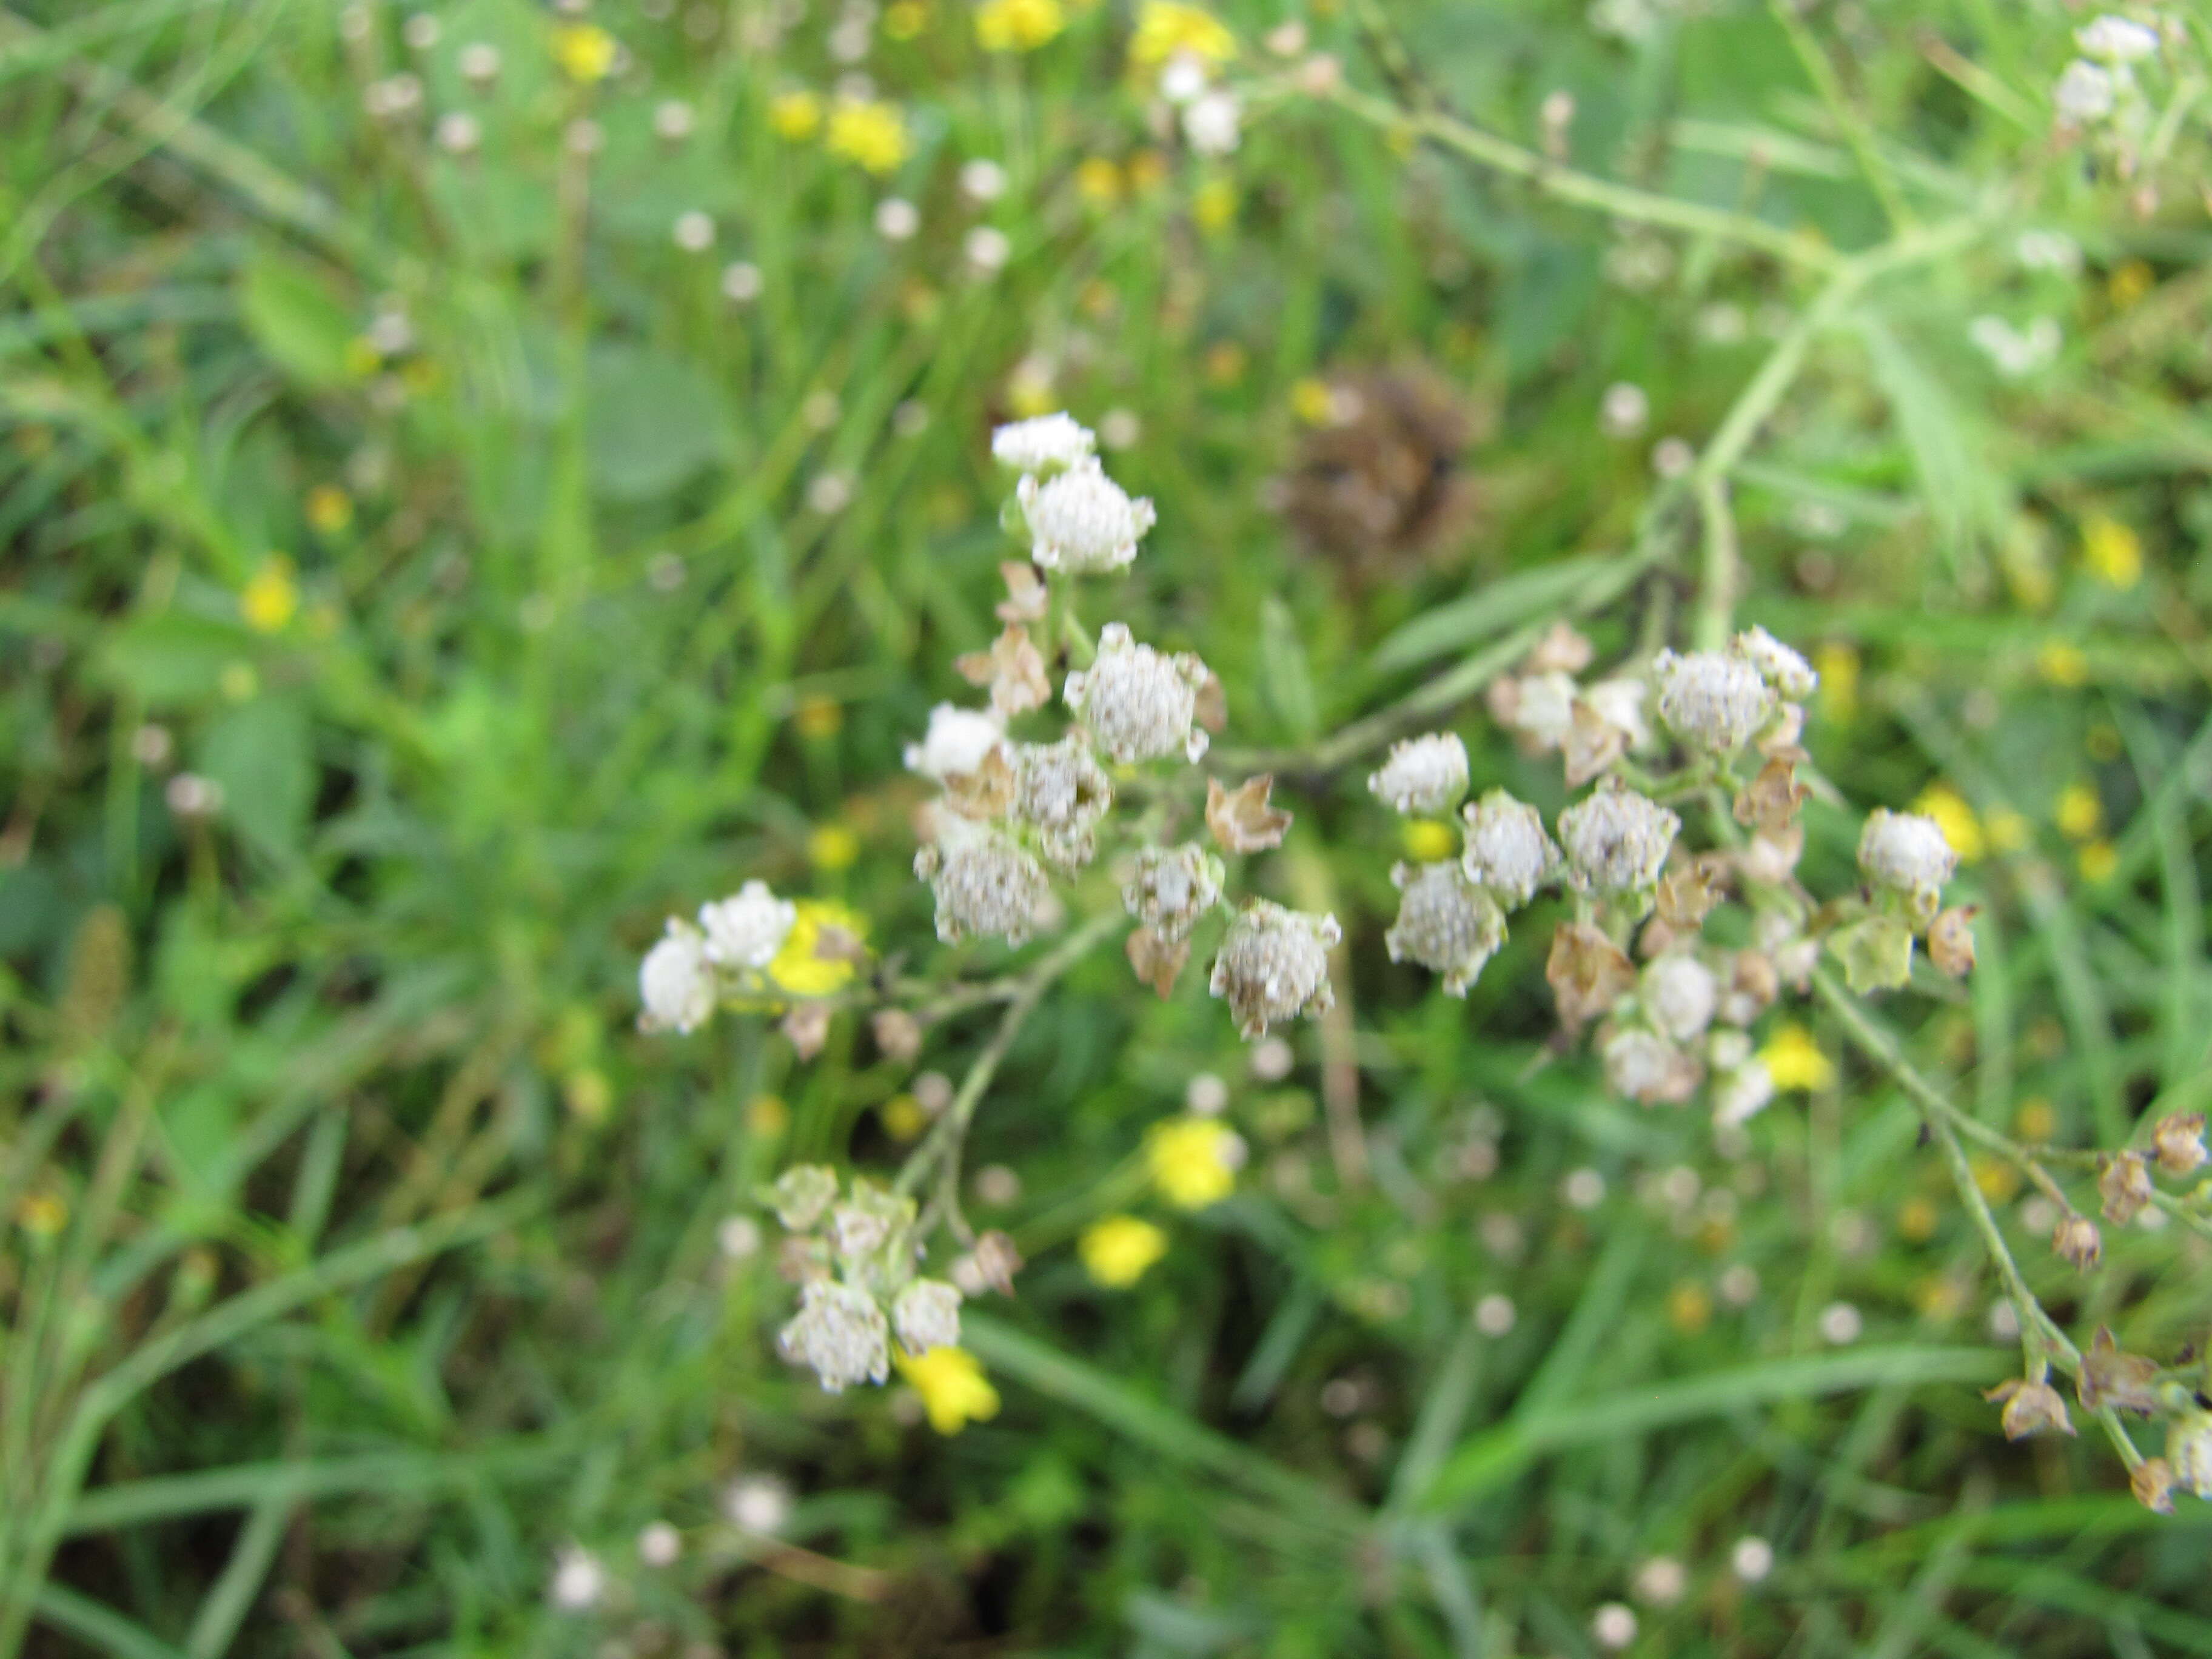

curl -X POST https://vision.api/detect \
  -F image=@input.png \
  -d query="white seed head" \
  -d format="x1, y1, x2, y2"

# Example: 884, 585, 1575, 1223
1857, 808, 1957, 899
1017, 460, 1156, 574
1654, 648, 1774, 752
435, 112, 481, 154
1732, 625, 1818, 699
1011, 735, 1113, 868
1558, 783, 1680, 896
1384, 862, 1506, 997
1064, 623, 1211, 763
1642, 953, 1718, 1043
991, 411, 1095, 472
2076, 15, 2159, 62
1603, 1027, 1697, 1105
1122, 842, 1225, 942
778, 1278, 891, 1391
458, 41, 501, 82
890, 1277, 963, 1355
1208, 900, 1341, 1039
698, 879, 797, 970
903, 702, 1006, 781
640, 919, 716, 1033
1460, 788, 1562, 908
914, 820, 1050, 945
1367, 731, 1469, 816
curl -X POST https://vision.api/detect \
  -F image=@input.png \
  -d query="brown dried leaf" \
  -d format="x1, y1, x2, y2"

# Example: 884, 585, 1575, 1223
1126, 925, 1190, 998
1195, 672, 1228, 734
1928, 905, 1978, 977
1561, 700, 1627, 788
996, 560, 1048, 623
1546, 920, 1636, 1036
1206, 774, 1293, 853
2077, 1325, 2162, 1415
1734, 756, 1809, 834
943, 746, 1016, 820
956, 623, 1051, 717
1525, 619, 1595, 675
1985, 1377, 2075, 1439
780, 1002, 832, 1061
2097, 1151, 2153, 1225
1655, 857, 1728, 931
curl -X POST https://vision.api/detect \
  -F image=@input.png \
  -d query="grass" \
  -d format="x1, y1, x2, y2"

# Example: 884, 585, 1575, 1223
4, 0, 2212, 1652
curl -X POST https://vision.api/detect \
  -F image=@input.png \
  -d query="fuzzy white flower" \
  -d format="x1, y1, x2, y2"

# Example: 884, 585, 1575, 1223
1732, 626, 1818, 699
1123, 842, 1225, 941
1643, 953, 1718, 1043
1182, 90, 1241, 155
699, 879, 797, 970
914, 820, 1050, 945
991, 411, 1096, 473
778, 1279, 891, 1392
726, 1473, 793, 1533
1582, 677, 1652, 748
1017, 460, 1156, 574
1558, 782, 1680, 896
1654, 648, 1774, 752
2076, 15, 2159, 62
1385, 862, 1506, 997
1508, 670, 1578, 747
1064, 623, 1210, 763
1368, 732, 1470, 816
1012, 735, 1113, 868
1601, 381, 1650, 438
640, 920, 716, 1033
903, 702, 1006, 781
549, 1546, 605, 1610
1713, 1058, 1776, 1128
1460, 789, 1561, 908
1209, 901, 1341, 1039
2055, 59, 2119, 122
1602, 1027, 1697, 1105
891, 1277, 963, 1355
1857, 808, 1957, 899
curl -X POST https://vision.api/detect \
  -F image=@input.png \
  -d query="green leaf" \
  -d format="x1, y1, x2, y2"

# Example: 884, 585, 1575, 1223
1257, 596, 1319, 740
97, 612, 256, 704
198, 696, 313, 856
236, 251, 357, 390
1858, 317, 2002, 575
1370, 554, 1619, 675
1831, 913, 1915, 993
586, 343, 731, 501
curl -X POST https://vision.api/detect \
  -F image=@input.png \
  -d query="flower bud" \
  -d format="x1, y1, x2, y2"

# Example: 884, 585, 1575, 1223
915, 821, 1050, 945
991, 411, 1096, 473
1732, 625, 1818, 699
640, 920, 716, 1034
2052, 1210, 2103, 1270
1985, 1376, 2075, 1440
1011, 734, 1113, 869
1017, 460, 1155, 574
1641, 953, 1718, 1044
890, 1277, 963, 1355
2153, 1112, 2207, 1178
1601, 1027, 1701, 1105
777, 1279, 891, 1392
1121, 842, 1225, 942
2132, 1456, 2177, 1515
2097, 1151, 2153, 1225
2170, 1410, 2212, 1499
1857, 808, 1957, 922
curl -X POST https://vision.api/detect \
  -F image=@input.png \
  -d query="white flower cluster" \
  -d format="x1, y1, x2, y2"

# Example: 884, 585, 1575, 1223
1157, 44, 1239, 156
640, 878, 804, 1034
996, 413, 1156, 575
2054, 15, 2161, 139
769, 1166, 964, 1392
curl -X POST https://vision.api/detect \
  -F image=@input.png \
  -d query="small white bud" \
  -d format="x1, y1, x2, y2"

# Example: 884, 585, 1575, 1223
991, 411, 1096, 473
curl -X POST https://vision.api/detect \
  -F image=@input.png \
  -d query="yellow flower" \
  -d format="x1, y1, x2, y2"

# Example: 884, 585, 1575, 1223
747, 1093, 790, 1139
1202, 340, 1245, 384
883, 0, 929, 38
2108, 258, 2154, 309
879, 1093, 928, 1142
2037, 642, 2088, 686
976, 0, 1064, 50
1910, 783, 1983, 865
1897, 1195, 1939, 1242
768, 900, 867, 996
826, 99, 911, 174
1146, 1117, 1238, 1210
551, 22, 618, 83
17, 1191, 67, 1238
1814, 642, 1859, 723
1402, 819, 1456, 862
2081, 516, 2142, 589
1971, 1155, 2020, 1203
1290, 377, 1333, 426
1985, 809, 2031, 854
563, 1067, 613, 1122
768, 90, 823, 141
896, 1346, 1001, 1433
1080, 1215, 1167, 1287
1761, 1022, 1834, 1093
241, 557, 298, 633
1075, 156, 1122, 204
2078, 839, 2118, 883
808, 823, 860, 871
1192, 177, 1237, 232
2014, 1096, 2057, 1141
2054, 783, 2102, 840
1666, 1280, 1711, 1334
1129, 0, 1235, 66
1124, 148, 1170, 192
306, 484, 354, 535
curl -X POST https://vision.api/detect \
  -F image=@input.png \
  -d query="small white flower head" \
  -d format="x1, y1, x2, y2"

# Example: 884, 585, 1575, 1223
1857, 808, 1957, 905
638, 1520, 682, 1566
1654, 648, 1774, 752
722, 260, 763, 303
914, 820, 1050, 945
890, 1277, 963, 1355
1592, 1602, 1638, 1651
725, 1473, 793, 1535
769, 1163, 840, 1230
1064, 623, 1211, 763
1367, 731, 1470, 816
1507, 669, 1578, 748
903, 702, 1007, 781
2076, 15, 2159, 62
1634, 1556, 1687, 1607
991, 411, 1096, 474
874, 196, 920, 240
458, 40, 501, 84
1583, 677, 1652, 749
1012, 735, 1113, 868
435, 112, 481, 155
1818, 1300, 1863, 1344
777, 1278, 891, 1391
1558, 782, 1680, 897
1385, 862, 1506, 997
965, 226, 1011, 272
1732, 625, 1818, 699
698, 879, 797, 970
2054, 59, 2119, 123
1600, 381, 1650, 438
1713, 1057, 1775, 1128
1182, 89, 1241, 155
1159, 51, 1211, 102
1603, 1027, 1698, 1105
1017, 460, 1156, 574
1209, 900, 1341, 1039
1732, 1535, 1775, 1583
549, 1545, 605, 1610
1123, 842, 1226, 942
654, 98, 697, 141
640, 919, 716, 1034
674, 210, 716, 252
1642, 953, 1718, 1044
2015, 229, 2083, 275
960, 157, 1007, 202
1460, 788, 1562, 908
